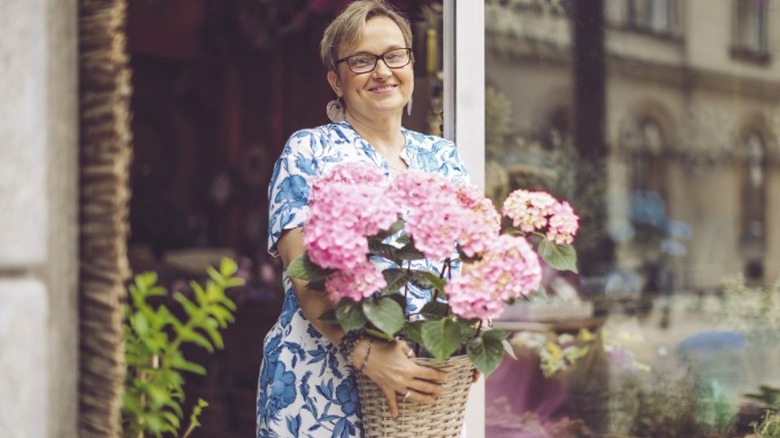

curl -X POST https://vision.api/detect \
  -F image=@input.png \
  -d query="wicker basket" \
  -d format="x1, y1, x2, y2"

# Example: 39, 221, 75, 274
356, 355, 473, 437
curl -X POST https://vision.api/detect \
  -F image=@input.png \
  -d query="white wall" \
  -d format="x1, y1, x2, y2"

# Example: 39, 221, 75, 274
0, 0, 79, 436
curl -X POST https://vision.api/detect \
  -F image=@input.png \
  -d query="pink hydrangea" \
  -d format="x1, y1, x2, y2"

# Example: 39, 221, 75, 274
309, 162, 387, 204
502, 190, 558, 233
456, 197, 501, 258
404, 200, 461, 260
389, 169, 465, 260
388, 170, 457, 209
446, 235, 542, 320
547, 201, 579, 245
304, 168, 398, 271
325, 261, 387, 302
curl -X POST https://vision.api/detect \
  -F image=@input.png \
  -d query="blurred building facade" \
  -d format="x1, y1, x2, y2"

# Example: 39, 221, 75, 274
486, 0, 780, 292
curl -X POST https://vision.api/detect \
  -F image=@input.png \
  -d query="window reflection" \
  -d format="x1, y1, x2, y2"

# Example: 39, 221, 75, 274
486, 0, 780, 436
734, 0, 769, 57
610, 0, 679, 35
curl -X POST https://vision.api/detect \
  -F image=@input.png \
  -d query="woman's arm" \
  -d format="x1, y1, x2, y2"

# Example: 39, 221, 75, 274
276, 227, 448, 417
277, 227, 344, 345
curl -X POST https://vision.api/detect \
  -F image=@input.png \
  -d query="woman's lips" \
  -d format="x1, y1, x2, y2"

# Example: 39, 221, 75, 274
369, 84, 397, 93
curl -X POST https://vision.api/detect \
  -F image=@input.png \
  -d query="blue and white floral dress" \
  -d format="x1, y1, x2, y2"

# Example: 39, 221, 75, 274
257, 121, 469, 438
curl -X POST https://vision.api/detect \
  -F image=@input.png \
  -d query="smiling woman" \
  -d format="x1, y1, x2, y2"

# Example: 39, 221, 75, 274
255, 1, 473, 437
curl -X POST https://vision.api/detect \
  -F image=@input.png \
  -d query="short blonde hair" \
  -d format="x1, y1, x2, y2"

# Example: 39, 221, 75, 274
320, 0, 413, 72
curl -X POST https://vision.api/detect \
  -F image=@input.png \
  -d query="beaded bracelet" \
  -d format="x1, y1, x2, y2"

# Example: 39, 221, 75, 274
357, 338, 374, 372
338, 330, 364, 365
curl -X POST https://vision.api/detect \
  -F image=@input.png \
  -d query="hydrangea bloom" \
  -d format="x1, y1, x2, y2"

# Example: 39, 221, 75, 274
502, 190, 558, 233
304, 166, 397, 271
309, 161, 386, 203
389, 170, 464, 260
446, 235, 542, 320
502, 190, 579, 246
547, 201, 579, 245
324, 261, 387, 302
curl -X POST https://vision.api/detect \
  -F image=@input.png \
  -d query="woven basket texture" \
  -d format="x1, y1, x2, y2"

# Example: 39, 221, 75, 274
356, 354, 473, 437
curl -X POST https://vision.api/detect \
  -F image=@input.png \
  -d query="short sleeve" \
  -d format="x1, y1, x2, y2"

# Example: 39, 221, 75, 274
267, 130, 320, 257
433, 137, 470, 185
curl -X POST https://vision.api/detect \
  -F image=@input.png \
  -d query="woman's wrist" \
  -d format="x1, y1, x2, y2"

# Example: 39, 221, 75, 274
338, 330, 363, 365
355, 338, 374, 371
338, 332, 375, 371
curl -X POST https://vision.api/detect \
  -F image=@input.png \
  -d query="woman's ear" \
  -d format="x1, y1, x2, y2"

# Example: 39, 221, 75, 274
327, 71, 342, 97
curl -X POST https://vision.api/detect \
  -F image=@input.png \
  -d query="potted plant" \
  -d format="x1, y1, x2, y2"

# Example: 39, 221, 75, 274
287, 162, 579, 435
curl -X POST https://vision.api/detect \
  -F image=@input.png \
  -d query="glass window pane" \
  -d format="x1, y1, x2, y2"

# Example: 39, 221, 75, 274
486, 0, 780, 436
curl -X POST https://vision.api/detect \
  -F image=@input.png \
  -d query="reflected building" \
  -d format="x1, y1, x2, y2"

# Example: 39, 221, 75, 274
485, 0, 780, 291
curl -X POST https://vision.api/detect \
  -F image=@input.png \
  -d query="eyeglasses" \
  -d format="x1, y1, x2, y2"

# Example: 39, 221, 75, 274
337, 48, 413, 74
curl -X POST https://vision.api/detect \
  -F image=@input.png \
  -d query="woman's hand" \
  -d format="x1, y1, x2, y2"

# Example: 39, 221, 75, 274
354, 340, 448, 418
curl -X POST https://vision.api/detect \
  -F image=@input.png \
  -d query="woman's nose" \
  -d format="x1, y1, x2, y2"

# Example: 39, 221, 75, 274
372, 59, 392, 78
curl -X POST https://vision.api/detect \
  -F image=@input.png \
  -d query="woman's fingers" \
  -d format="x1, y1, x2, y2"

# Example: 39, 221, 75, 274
407, 378, 444, 397
382, 387, 400, 418
413, 363, 448, 384
404, 387, 437, 405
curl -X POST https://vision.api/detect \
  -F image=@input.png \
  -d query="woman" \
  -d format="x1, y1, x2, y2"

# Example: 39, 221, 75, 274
257, 1, 470, 436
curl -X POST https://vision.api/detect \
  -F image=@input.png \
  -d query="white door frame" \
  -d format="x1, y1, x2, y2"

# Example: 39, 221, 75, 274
443, 1, 485, 436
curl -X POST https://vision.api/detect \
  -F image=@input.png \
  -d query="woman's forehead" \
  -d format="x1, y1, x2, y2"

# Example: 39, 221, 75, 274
338, 16, 406, 56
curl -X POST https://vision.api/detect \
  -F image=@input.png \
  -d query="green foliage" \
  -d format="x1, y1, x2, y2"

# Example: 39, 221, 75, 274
122, 258, 244, 438
755, 412, 780, 437
537, 239, 578, 273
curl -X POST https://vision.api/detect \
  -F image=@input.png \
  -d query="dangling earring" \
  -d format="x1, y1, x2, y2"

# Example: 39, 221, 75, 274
326, 97, 345, 123
406, 97, 413, 116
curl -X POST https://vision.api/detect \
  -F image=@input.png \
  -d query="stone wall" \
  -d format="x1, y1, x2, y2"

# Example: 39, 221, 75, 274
0, 0, 79, 437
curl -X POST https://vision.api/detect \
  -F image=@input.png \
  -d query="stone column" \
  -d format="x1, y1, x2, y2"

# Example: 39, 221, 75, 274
0, 0, 79, 437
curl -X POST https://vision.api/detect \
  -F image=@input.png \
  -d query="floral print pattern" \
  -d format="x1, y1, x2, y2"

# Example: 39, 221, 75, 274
257, 121, 469, 437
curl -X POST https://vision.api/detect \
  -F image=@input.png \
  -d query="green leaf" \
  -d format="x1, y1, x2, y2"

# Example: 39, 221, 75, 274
363, 298, 405, 337
207, 266, 225, 286
177, 327, 214, 353
335, 300, 368, 332
368, 241, 403, 264
420, 301, 449, 320
285, 254, 331, 282
421, 318, 463, 362
381, 269, 410, 295
502, 339, 517, 360
412, 271, 447, 295
219, 257, 238, 277
173, 293, 198, 318
172, 358, 207, 375
396, 243, 426, 260
402, 320, 425, 346
365, 327, 395, 341
285, 255, 305, 278
131, 312, 150, 336
318, 309, 338, 324
162, 411, 181, 430
467, 329, 508, 376
369, 219, 405, 241
384, 293, 407, 314
538, 240, 578, 273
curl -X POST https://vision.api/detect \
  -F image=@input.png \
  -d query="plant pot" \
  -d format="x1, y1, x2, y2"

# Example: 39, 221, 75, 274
356, 355, 473, 437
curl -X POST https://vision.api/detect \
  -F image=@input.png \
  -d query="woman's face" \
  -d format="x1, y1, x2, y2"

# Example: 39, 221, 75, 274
328, 16, 414, 122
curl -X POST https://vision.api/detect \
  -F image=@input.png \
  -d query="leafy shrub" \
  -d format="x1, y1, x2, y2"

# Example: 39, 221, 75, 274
121, 258, 243, 437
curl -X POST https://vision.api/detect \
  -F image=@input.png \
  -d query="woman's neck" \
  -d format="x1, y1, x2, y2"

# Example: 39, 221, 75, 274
346, 111, 405, 158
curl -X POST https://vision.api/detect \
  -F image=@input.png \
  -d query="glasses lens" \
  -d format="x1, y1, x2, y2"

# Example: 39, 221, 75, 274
384, 49, 410, 68
348, 55, 375, 73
